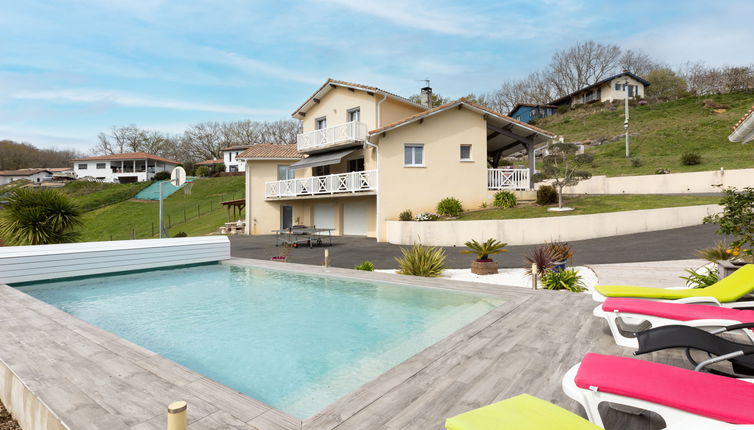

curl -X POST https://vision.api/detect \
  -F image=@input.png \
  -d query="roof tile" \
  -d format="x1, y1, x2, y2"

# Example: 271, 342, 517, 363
72, 152, 180, 164
237, 144, 303, 159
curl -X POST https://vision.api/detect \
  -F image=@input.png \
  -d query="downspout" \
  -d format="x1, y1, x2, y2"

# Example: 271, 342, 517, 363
370, 93, 387, 242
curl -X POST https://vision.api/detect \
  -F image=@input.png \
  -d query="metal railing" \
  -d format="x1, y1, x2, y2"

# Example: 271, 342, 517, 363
488, 168, 531, 190
296, 121, 367, 152
266, 170, 377, 198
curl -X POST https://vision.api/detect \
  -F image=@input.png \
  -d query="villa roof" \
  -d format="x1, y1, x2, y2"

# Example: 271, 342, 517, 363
549, 71, 651, 105
0, 168, 53, 176
369, 98, 557, 138
292, 79, 426, 119
221, 145, 251, 152
236, 144, 303, 160
195, 159, 224, 166
733, 105, 754, 132
72, 152, 180, 164
730, 105, 754, 143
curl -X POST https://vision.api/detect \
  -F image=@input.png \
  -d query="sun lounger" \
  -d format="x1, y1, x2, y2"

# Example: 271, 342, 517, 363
591, 264, 754, 307
595, 297, 754, 347
563, 353, 754, 428
635, 324, 754, 378
445, 393, 600, 430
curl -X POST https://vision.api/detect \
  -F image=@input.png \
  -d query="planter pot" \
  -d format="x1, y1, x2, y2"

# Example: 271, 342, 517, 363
552, 260, 567, 272
270, 256, 288, 262
717, 260, 746, 279
471, 260, 498, 275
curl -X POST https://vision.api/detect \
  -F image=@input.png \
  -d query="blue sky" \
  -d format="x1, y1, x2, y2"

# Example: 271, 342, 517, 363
2, 0, 753, 152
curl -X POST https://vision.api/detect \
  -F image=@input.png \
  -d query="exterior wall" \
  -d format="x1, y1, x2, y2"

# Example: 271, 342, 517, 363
559, 168, 754, 195
302, 87, 378, 132
73, 160, 176, 182
374, 108, 489, 241
386, 204, 721, 246
600, 76, 646, 102
223, 150, 246, 172
379, 97, 425, 127
246, 160, 309, 235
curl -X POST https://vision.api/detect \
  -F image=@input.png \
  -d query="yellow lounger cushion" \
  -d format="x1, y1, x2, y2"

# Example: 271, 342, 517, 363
595, 264, 754, 302
445, 394, 599, 430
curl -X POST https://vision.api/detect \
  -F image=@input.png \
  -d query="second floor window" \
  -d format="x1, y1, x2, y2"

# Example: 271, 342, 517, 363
404, 144, 424, 167
460, 145, 472, 161
315, 117, 327, 130
277, 165, 295, 180
347, 108, 360, 122
313, 165, 330, 176
78, 164, 87, 170
347, 158, 365, 172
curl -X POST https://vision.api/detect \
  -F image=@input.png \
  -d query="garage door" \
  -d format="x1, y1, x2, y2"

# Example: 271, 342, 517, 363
343, 202, 369, 236
313, 203, 336, 230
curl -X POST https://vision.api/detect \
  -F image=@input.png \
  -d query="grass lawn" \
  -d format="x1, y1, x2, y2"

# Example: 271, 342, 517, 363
61, 181, 150, 211
537, 92, 754, 177
77, 176, 244, 241
456, 194, 721, 220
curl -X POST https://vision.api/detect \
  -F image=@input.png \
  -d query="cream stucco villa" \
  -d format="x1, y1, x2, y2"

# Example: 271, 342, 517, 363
240, 79, 557, 241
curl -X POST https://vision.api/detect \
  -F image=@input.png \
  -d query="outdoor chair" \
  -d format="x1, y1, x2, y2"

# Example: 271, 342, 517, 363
591, 264, 754, 307
563, 353, 754, 428
595, 297, 754, 348
444, 394, 599, 430
635, 324, 754, 378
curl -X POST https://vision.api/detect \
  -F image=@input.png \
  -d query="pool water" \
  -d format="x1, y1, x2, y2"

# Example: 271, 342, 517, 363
15, 263, 503, 418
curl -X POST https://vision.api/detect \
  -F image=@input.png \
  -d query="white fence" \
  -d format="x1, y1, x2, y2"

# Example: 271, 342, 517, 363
0, 236, 231, 284
488, 168, 530, 190
266, 170, 377, 198
297, 121, 367, 152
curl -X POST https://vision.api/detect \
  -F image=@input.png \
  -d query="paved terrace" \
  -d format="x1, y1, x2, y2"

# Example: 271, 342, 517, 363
0, 258, 694, 429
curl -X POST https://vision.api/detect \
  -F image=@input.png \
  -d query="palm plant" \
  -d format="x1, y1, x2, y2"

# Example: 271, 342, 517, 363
395, 243, 447, 277
461, 238, 507, 261
0, 188, 82, 245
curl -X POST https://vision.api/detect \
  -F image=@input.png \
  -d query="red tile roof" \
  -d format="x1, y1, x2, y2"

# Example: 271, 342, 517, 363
72, 152, 180, 164
195, 159, 224, 165
222, 145, 251, 151
292, 79, 426, 118
236, 144, 303, 159
733, 105, 754, 131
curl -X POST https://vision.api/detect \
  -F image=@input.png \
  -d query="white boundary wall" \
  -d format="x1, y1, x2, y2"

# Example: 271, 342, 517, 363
559, 168, 754, 195
386, 205, 721, 246
0, 236, 230, 284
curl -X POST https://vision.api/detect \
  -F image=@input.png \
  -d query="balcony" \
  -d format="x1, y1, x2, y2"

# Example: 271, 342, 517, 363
266, 170, 377, 199
488, 168, 530, 190
297, 121, 367, 153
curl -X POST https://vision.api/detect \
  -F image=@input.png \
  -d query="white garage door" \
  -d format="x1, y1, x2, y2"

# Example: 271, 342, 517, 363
313, 203, 336, 230
343, 202, 369, 236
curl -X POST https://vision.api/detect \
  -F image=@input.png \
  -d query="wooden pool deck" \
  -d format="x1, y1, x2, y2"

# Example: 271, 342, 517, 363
0, 258, 686, 430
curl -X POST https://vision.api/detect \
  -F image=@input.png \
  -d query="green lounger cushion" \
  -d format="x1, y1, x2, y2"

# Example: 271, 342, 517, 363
595, 264, 754, 302
445, 394, 599, 430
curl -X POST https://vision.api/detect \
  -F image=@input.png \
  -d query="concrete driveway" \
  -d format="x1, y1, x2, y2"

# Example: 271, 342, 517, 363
230, 224, 724, 270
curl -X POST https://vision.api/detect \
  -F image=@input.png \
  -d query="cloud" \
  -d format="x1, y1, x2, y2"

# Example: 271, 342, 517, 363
12, 89, 288, 116
200, 48, 323, 85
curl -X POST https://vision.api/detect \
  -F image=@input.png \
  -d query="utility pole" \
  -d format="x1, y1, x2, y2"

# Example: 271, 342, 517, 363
624, 79, 630, 157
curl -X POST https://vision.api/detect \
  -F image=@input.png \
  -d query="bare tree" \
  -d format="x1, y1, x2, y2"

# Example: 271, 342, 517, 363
93, 125, 170, 156
619, 49, 662, 77
547, 41, 622, 97
181, 121, 227, 160
0, 140, 80, 170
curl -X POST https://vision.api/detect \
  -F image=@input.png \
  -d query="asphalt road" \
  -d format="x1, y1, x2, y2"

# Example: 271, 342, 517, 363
229, 224, 725, 270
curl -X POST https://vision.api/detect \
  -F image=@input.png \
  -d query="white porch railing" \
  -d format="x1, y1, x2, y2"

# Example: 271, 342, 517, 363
266, 170, 377, 198
488, 168, 531, 190
297, 121, 368, 152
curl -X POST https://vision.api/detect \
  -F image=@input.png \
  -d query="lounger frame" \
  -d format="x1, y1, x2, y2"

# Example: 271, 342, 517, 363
592, 289, 754, 309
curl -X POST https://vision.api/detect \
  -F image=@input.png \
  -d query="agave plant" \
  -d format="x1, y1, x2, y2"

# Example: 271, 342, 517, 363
0, 188, 82, 245
461, 238, 507, 261
395, 243, 447, 277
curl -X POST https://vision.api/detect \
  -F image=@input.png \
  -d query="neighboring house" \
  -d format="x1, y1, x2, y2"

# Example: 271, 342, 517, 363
549, 71, 651, 107
730, 105, 754, 143
196, 159, 224, 168
0, 168, 53, 186
222, 146, 250, 172
240, 79, 556, 241
509, 104, 558, 123
72, 152, 179, 183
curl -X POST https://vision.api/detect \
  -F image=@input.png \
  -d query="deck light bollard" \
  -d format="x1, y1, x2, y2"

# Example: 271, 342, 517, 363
324, 248, 330, 267
531, 263, 538, 290
167, 401, 187, 430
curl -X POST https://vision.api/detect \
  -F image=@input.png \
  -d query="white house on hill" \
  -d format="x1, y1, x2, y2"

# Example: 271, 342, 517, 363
0, 169, 53, 186
72, 152, 179, 183
222, 146, 250, 172
549, 71, 650, 107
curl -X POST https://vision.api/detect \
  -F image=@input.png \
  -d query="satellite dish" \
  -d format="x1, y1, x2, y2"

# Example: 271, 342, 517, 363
171, 166, 186, 186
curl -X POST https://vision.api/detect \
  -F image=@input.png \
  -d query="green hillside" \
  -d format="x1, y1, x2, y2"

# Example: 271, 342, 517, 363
537, 92, 754, 176
76, 176, 244, 242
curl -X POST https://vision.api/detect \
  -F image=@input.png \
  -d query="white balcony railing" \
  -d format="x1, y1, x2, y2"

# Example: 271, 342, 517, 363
297, 121, 367, 152
488, 168, 530, 190
266, 170, 377, 199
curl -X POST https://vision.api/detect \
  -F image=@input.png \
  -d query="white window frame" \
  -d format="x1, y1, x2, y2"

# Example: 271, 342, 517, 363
404, 144, 425, 167
78, 164, 88, 170
315, 117, 327, 130
347, 107, 360, 122
460, 144, 473, 162
96, 163, 106, 169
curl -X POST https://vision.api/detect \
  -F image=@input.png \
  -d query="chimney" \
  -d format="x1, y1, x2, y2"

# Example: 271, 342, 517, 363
419, 86, 433, 108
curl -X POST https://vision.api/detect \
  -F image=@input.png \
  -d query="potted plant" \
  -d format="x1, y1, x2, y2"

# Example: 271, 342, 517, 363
543, 241, 573, 272
461, 238, 507, 275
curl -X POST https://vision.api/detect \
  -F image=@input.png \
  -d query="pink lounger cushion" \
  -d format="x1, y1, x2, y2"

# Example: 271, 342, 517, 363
575, 353, 754, 424
602, 297, 754, 323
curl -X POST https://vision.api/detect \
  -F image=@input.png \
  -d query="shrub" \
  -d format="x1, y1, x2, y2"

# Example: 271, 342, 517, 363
630, 157, 642, 167
195, 166, 211, 177
493, 191, 517, 208
695, 240, 733, 263
395, 243, 446, 277
415, 212, 440, 221
704, 187, 754, 261
681, 152, 702, 166
398, 209, 413, 221
153, 171, 171, 181
655, 168, 671, 174
543, 240, 574, 262
524, 246, 555, 279
574, 153, 594, 165
173, 231, 188, 237
556, 105, 570, 115
536, 185, 558, 205
461, 238, 507, 261
680, 267, 719, 288
436, 197, 463, 217
354, 260, 375, 271
541, 268, 586, 292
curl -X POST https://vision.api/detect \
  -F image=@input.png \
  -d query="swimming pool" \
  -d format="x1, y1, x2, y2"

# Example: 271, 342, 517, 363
14, 263, 503, 418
